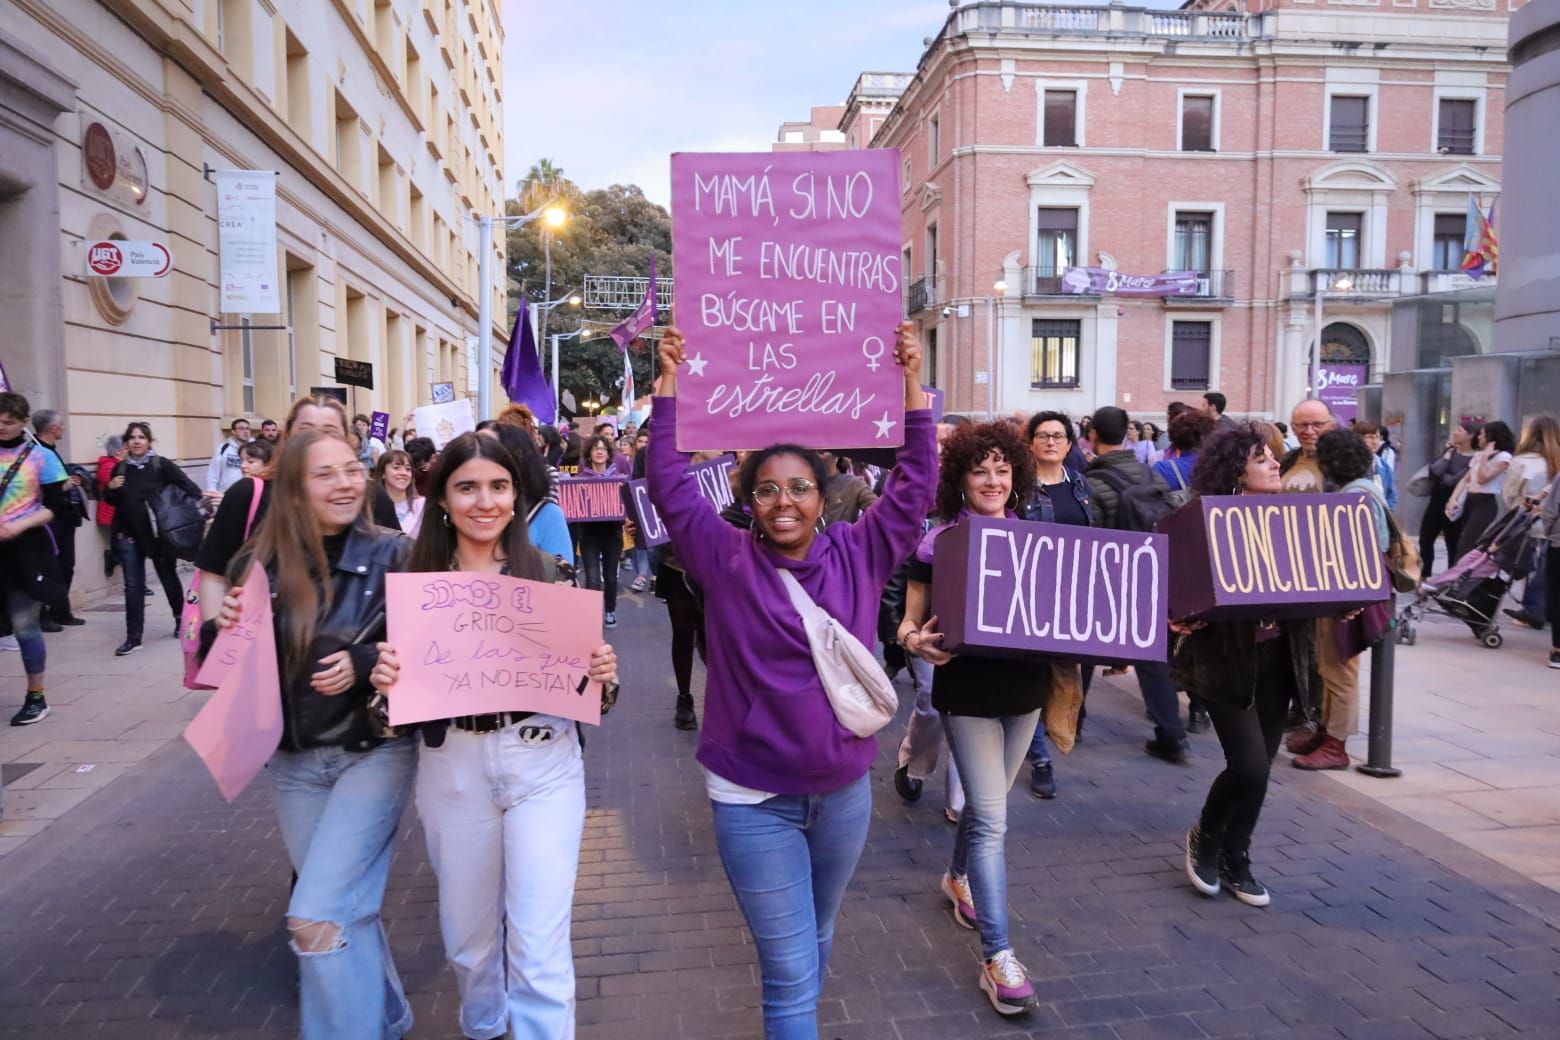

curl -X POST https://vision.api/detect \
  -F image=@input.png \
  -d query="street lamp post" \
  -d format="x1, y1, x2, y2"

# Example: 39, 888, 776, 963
990, 279, 1007, 417
475, 199, 567, 420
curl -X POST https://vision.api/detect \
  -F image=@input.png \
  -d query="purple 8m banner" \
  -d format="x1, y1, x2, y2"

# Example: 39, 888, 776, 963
930, 516, 1170, 664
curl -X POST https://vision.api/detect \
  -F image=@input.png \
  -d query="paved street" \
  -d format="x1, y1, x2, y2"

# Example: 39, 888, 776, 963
2, 584, 1559, 1039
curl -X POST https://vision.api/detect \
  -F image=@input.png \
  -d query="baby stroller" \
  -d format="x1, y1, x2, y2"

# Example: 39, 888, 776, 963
1397, 506, 1545, 649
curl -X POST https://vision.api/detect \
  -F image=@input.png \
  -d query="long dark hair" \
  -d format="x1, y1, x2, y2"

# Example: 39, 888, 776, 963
483, 424, 551, 507
407, 432, 546, 580
230, 431, 371, 678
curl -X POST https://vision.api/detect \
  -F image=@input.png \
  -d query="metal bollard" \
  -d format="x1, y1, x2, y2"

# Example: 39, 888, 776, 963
1356, 621, 1402, 778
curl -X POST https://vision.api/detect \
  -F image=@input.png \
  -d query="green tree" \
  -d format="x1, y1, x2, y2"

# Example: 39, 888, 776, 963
507, 173, 671, 414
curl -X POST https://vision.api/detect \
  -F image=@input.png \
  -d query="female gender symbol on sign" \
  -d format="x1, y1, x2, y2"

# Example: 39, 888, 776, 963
861, 336, 885, 372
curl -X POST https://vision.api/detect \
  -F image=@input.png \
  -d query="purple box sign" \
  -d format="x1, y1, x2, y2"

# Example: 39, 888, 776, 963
559, 477, 628, 522
670, 149, 906, 452
623, 455, 738, 548
930, 516, 1169, 665
1156, 493, 1389, 621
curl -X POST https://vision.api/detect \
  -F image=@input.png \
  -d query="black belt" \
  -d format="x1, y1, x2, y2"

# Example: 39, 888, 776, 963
449, 712, 535, 733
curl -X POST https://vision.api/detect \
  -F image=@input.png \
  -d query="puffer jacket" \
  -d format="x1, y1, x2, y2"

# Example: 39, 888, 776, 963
213, 521, 408, 753
1084, 450, 1167, 527
1172, 618, 1319, 715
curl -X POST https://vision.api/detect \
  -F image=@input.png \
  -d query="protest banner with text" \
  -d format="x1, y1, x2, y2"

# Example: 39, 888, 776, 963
559, 476, 628, 522
623, 454, 738, 548
670, 149, 905, 452
384, 572, 605, 726
930, 516, 1169, 664
1156, 493, 1390, 621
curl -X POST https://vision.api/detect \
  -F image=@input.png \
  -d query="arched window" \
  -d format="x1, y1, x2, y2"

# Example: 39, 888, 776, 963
1319, 322, 1371, 364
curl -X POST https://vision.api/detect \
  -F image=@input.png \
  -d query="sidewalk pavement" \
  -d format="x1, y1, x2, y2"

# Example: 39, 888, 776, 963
1, 587, 1558, 1038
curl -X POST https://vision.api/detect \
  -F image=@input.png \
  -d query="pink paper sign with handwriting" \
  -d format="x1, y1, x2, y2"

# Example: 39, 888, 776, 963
384, 572, 605, 727
183, 570, 284, 802
192, 564, 264, 689
671, 149, 905, 451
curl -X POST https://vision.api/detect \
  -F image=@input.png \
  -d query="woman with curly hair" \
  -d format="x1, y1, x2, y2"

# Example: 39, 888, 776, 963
897, 421, 1046, 1016
1175, 425, 1319, 907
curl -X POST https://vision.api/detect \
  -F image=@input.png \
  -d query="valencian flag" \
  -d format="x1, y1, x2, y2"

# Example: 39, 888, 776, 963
609, 256, 658, 410
1460, 194, 1499, 279
500, 297, 556, 424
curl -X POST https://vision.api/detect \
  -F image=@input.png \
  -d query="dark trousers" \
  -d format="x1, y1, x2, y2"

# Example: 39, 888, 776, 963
660, 570, 706, 699
1548, 547, 1560, 652
115, 533, 183, 642
1135, 660, 1187, 743
1454, 492, 1499, 563
1418, 491, 1463, 580
46, 517, 77, 620
1199, 644, 1289, 856
577, 525, 622, 612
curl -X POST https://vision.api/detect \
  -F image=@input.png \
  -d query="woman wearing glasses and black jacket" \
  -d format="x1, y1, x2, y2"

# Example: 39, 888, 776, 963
646, 323, 935, 1040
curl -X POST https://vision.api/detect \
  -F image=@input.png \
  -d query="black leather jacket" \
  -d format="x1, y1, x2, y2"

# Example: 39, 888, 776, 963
202, 522, 408, 753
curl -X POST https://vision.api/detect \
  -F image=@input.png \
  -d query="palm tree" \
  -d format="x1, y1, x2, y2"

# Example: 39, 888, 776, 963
519, 159, 565, 212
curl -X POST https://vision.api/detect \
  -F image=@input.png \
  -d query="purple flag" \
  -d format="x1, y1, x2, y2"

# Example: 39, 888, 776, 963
609, 256, 658, 353
500, 297, 556, 424
1061, 267, 1199, 297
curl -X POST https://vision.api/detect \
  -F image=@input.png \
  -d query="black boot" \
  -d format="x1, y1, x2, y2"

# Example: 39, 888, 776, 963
674, 694, 698, 731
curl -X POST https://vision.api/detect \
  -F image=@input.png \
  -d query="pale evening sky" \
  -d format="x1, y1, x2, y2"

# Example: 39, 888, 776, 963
499, 0, 956, 205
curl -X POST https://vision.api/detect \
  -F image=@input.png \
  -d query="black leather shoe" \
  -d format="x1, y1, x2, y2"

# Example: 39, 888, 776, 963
1144, 737, 1190, 765
893, 765, 923, 803
55, 614, 86, 627
674, 694, 698, 731
38, 617, 62, 633
1187, 709, 1211, 734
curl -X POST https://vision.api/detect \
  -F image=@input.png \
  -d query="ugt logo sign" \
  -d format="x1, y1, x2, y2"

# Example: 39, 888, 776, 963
88, 242, 123, 276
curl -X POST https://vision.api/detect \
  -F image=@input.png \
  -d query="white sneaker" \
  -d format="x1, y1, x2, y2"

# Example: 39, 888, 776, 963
0, 635, 18, 652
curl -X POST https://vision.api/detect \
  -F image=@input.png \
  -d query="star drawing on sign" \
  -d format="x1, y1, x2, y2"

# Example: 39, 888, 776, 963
685, 352, 709, 377
873, 411, 897, 440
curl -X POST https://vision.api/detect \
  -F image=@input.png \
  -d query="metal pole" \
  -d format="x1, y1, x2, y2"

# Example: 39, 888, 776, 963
540, 232, 553, 353
1310, 285, 1323, 401
985, 296, 995, 417
1357, 625, 1402, 778
551, 333, 560, 416
477, 215, 493, 420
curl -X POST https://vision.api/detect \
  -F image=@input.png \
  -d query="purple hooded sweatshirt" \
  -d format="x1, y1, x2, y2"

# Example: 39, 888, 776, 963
646, 397, 936, 795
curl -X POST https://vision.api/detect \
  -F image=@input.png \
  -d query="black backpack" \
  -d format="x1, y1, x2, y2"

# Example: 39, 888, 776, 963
1094, 465, 1177, 532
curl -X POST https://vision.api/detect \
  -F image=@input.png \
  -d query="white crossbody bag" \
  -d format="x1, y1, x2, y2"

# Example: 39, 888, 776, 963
777, 569, 898, 738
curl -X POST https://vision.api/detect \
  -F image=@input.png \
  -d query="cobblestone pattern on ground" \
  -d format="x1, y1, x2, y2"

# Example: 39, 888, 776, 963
1, 600, 1558, 1039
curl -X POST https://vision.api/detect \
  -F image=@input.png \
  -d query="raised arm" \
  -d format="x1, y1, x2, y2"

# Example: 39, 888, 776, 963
644, 327, 742, 585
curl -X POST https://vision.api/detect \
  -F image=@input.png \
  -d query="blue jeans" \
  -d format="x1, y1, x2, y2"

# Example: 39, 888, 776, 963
269, 738, 418, 1040
710, 773, 872, 1040
114, 532, 183, 642
629, 547, 652, 579
4, 587, 45, 676
944, 710, 1041, 958
1521, 560, 1546, 622
1026, 725, 1052, 767
1136, 660, 1187, 743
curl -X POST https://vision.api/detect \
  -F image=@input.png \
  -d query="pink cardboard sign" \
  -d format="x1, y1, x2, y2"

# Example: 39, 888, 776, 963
192, 564, 265, 690
183, 570, 283, 802
384, 572, 605, 726
670, 149, 905, 451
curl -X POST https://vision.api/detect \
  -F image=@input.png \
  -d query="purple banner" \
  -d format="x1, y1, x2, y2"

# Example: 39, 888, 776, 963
929, 516, 1169, 664
1318, 363, 1367, 424
1156, 494, 1389, 621
559, 476, 628, 522
369, 411, 390, 444
624, 455, 738, 548
1061, 267, 1198, 297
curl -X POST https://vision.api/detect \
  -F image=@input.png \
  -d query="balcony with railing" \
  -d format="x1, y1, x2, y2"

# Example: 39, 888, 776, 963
1437, 127, 1476, 155
1022, 266, 1082, 297
1306, 269, 1405, 297
907, 276, 934, 314
1420, 270, 1490, 294
948, 2, 1266, 41
1166, 269, 1235, 303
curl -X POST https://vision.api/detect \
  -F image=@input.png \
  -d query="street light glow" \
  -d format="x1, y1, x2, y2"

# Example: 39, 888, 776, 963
544, 206, 567, 229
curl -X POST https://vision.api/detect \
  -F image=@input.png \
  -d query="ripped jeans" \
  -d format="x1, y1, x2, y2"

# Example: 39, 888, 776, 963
269, 737, 418, 1040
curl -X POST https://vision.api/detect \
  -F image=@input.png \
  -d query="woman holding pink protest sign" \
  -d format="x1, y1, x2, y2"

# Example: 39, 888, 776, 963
897, 421, 1047, 1017
648, 322, 934, 1040
204, 430, 416, 1040
369, 431, 618, 1040
1174, 425, 1320, 908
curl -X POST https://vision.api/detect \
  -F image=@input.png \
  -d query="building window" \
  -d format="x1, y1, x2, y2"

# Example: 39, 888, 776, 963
1043, 90, 1077, 147
239, 317, 256, 413
1180, 95, 1214, 152
902, 157, 911, 193
926, 223, 938, 282
1031, 319, 1080, 389
1036, 208, 1078, 277
1324, 212, 1363, 269
928, 114, 939, 162
1170, 321, 1213, 391
1173, 212, 1214, 274
925, 327, 938, 388
1329, 95, 1370, 153
1432, 213, 1466, 271
1437, 98, 1476, 155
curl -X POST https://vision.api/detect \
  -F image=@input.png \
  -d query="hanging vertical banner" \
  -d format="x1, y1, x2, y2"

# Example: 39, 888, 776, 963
215, 170, 280, 314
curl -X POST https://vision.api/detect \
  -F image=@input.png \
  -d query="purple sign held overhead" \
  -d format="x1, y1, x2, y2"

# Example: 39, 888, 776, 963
1318, 363, 1367, 424
369, 411, 390, 444
1061, 267, 1199, 297
670, 149, 905, 452
929, 516, 1169, 665
623, 454, 738, 548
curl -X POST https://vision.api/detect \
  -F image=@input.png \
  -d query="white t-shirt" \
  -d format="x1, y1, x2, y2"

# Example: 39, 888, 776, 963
703, 767, 777, 805
1472, 450, 1513, 494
